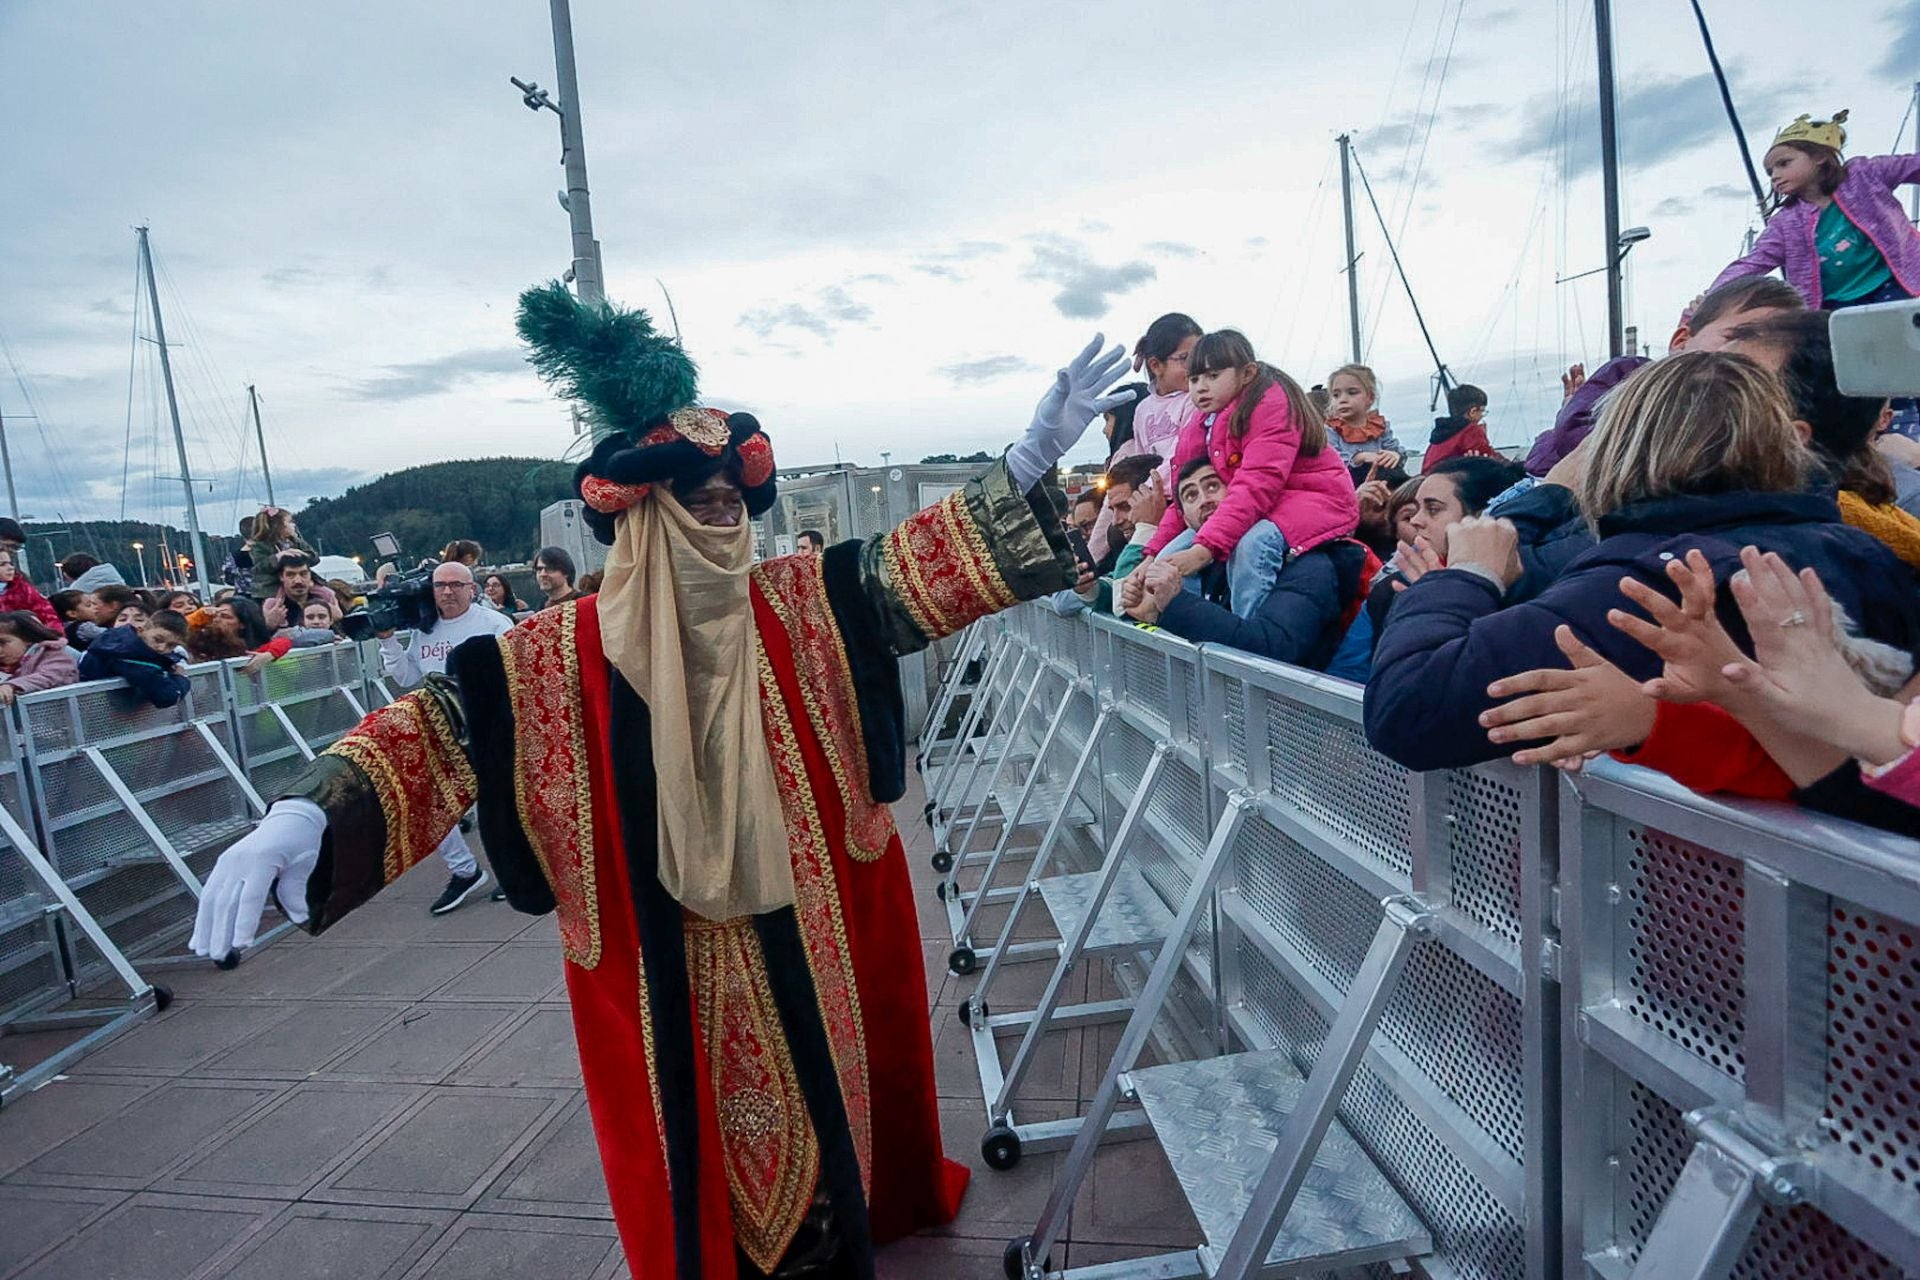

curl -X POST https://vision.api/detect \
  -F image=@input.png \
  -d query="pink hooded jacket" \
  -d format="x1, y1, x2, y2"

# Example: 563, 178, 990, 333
1143, 383, 1359, 562
1, 641, 79, 695
1706, 152, 1920, 307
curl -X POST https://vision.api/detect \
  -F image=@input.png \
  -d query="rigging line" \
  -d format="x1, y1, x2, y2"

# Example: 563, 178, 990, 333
1350, 144, 1453, 394
1364, 0, 1465, 356
1686, 0, 1768, 221
1272, 142, 1337, 359
0, 324, 93, 539
1892, 90, 1916, 153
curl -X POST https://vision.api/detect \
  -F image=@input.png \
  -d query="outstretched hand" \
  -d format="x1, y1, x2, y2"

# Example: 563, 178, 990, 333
1007, 335, 1133, 491
1607, 550, 1747, 706
1481, 625, 1654, 769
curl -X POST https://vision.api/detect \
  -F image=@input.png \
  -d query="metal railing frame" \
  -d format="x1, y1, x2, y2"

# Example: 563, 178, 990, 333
0, 643, 380, 1098
919, 603, 1920, 1280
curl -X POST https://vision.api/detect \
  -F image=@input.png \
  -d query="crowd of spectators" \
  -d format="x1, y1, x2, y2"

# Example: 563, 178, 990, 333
1048, 109, 1920, 838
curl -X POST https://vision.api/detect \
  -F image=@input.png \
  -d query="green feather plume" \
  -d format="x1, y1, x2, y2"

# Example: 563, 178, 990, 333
515, 282, 699, 442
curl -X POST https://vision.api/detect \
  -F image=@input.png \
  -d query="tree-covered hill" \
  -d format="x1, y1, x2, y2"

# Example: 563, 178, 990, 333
23, 456, 575, 588
295, 456, 575, 565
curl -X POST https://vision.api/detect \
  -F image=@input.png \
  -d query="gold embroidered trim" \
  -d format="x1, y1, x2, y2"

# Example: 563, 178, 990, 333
751, 560, 896, 863
328, 691, 475, 883
501, 603, 602, 968
755, 636, 874, 1196
946, 494, 1020, 613
688, 916, 819, 1273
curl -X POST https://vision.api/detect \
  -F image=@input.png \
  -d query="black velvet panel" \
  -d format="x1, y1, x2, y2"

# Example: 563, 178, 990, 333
822, 539, 906, 805
609, 673, 707, 1280
279, 754, 385, 933
447, 639, 556, 915
752, 909, 876, 1280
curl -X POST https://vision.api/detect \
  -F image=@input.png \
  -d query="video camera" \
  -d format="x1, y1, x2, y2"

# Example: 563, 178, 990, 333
337, 532, 440, 643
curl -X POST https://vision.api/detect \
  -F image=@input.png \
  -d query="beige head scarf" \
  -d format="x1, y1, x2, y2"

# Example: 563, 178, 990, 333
596, 489, 792, 921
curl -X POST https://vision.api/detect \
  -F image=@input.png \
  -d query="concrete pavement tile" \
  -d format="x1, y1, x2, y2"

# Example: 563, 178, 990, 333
0, 1184, 127, 1277
1068, 1125, 1203, 1249
431, 944, 563, 1002
311, 1087, 569, 1211
924, 1100, 1071, 1241
13, 1078, 281, 1190
10, 1192, 275, 1280
474, 1093, 611, 1220
396, 1211, 619, 1280
448, 1007, 581, 1088
158, 1081, 421, 1200
875, 1232, 1022, 1279
513, 913, 561, 945
206, 1203, 454, 1280
202, 942, 388, 1000
68, 1001, 294, 1077
197, 1001, 400, 1079
322, 944, 496, 1001
319, 1004, 520, 1084
0, 1075, 164, 1179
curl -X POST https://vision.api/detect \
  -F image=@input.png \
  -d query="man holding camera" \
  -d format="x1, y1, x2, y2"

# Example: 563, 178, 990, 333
377, 560, 512, 914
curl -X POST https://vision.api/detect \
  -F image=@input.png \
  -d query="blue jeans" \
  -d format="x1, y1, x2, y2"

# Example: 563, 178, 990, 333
1158, 520, 1289, 619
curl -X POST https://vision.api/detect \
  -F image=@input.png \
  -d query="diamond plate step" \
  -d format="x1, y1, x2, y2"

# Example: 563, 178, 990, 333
1036, 866, 1173, 953
1127, 1051, 1431, 1275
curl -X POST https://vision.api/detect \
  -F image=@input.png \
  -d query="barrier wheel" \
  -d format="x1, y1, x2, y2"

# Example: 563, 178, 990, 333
930, 850, 954, 874
1002, 1234, 1048, 1278
955, 996, 972, 1026
934, 880, 948, 902
215, 951, 241, 971
152, 984, 174, 1012
947, 946, 977, 977
982, 1124, 1021, 1171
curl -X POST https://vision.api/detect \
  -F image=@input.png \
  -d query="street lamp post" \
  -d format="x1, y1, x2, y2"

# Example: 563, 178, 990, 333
131, 541, 148, 587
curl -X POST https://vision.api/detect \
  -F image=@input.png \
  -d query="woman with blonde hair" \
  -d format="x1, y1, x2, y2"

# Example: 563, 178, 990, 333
1362, 350, 1920, 772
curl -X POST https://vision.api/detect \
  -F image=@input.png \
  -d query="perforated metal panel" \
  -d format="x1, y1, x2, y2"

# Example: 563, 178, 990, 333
1221, 678, 1248, 778
1823, 898, 1920, 1198
1444, 772, 1526, 949
1263, 694, 1412, 881
1618, 826, 1747, 1082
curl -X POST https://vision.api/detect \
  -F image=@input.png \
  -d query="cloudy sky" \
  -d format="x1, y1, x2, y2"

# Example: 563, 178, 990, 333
2, 0, 1916, 537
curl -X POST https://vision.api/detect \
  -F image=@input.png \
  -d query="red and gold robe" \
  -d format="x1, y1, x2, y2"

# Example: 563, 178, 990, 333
283, 462, 1073, 1279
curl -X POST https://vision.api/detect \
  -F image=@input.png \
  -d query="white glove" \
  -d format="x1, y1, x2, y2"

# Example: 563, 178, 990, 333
189, 798, 326, 959
1006, 334, 1133, 491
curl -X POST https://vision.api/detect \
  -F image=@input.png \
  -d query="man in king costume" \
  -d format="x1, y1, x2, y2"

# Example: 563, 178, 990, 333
190, 283, 1134, 1280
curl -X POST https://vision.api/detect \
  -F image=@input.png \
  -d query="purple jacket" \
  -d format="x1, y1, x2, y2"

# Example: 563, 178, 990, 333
1523, 355, 1651, 477
1706, 152, 1920, 308
1144, 384, 1359, 562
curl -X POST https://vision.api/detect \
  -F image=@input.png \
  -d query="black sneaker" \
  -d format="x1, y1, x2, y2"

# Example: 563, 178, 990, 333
489, 886, 507, 903
430, 868, 490, 915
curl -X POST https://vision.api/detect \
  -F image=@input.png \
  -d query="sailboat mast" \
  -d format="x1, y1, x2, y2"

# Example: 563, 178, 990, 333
136, 226, 211, 595
1338, 133, 1363, 364
0, 396, 19, 524
248, 384, 275, 509
1595, 0, 1626, 359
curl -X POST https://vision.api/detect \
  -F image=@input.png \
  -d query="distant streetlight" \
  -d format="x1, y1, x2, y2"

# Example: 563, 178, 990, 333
131, 541, 148, 587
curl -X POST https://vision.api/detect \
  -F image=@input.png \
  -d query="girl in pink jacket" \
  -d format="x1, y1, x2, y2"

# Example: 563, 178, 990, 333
0, 611, 78, 705
1140, 329, 1359, 619
1090, 312, 1202, 561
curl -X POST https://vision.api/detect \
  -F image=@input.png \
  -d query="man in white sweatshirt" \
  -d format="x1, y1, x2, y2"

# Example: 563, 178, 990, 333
378, 561, 513, 913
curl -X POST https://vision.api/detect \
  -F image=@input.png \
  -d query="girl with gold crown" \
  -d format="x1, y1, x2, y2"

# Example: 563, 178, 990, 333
1707, 109, 1920, 310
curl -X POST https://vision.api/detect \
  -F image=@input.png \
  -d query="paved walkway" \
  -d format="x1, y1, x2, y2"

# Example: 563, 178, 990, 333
0, 773, 1199, 1279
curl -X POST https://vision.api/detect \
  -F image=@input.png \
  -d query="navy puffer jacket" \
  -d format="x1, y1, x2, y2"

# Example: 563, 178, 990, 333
1364, 490, 1920, 773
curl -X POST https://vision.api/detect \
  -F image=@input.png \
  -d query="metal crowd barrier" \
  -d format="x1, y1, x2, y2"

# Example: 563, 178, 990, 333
921, 603, 1920, 1280
0, 642, 380, 1103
